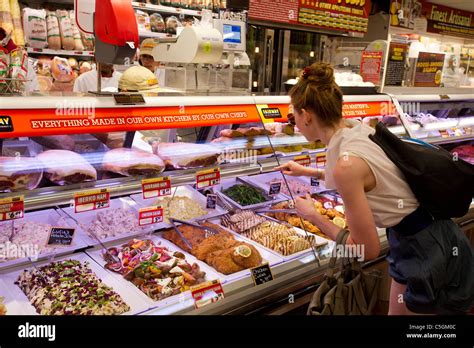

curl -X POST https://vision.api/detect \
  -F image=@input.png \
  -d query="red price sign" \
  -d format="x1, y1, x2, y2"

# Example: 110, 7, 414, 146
191, 280, 225, 309
142, 176, 172, 199
294, 154, 311, 167
315, 153, 327, 168
74, 189, 110, 213
0, 196, 24, 221
138, 206, 164, 226
196, 168, 221, 190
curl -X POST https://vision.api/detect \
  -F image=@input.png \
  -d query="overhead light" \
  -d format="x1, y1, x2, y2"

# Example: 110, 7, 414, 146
309, 51, 315, 57
255, 47, 260, 53
253, 81, 258, 88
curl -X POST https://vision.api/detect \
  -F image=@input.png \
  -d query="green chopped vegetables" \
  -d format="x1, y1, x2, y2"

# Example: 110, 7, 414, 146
223, 184, 268, 206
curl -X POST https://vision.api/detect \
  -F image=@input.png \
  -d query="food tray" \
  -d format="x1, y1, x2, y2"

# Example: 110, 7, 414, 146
0, 252, 150, 315
0, 209, 88, 271
61, 197, 153, 247
86, 237, 221, 311
214, 214, 328, 262
130, 185, 227, 229
243, 171, 330, 199
161, 218, 285, 283
0, 277, 29, 315
215, 178, 286, 211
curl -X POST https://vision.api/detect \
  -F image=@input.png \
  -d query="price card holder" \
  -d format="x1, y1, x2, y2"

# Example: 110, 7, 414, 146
74, 189, 110, 213
191, 280, 225, 309
206, 194, 217, 210
294, 154, 311, 167
269, 182, 281, 196
315, 152, 327, 168
0, 196, 24, 221
47, 227, 76, 247
311, 177, 320, 187
138, 206, 164, 227
251, 263, 274, 286
196, 168, 221, 190
142, 176, 172, 199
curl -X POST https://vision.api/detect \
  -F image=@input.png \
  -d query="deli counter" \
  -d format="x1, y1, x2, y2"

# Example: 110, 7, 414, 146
0, 92, 472, 316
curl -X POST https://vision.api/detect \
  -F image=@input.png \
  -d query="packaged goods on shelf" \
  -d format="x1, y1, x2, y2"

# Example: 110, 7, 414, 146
0, 51, 8, 86
15, 259, 131, 315
102, 148, 165, 177
0, 156, 43, 191
56, 10, 74, 51
69, 10, 85, 51
80, 31, 95, 51
103, 238, 207, 301
153, 142, 221, 169
136, 10, 151, 32
162, 221, 263, 275
6, 47, 27, 92
0, 0, 13, 36
9, 0, 24, 46
36, 150, 97, 185
22, 8, 47, 49
150, 13, 165, 32
165, 16, 181, 35
50, 56, 74, 82
45, 10, 61, 50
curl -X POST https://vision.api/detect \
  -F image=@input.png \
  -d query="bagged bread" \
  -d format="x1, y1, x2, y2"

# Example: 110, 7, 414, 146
45, 10, 61, 50
0, 0, 13, 35
102, 148, 165, 176
153, 142, 221, 169
80, 31, 95, 51
69, 10, 84, 51
51, 56, 74, 82
0, 51, 8, 90
136, 10, 151, 32
56, 10, 74, 50
36, 150, 97, 185
9, 0, 24, 46
8, 47, 28, 93
22, 8, 47, 49
150, 13, 165, 33
0, 156, 43, 192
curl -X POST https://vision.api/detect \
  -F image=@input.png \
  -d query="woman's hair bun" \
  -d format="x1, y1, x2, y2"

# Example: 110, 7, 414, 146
302, 63, 335, 88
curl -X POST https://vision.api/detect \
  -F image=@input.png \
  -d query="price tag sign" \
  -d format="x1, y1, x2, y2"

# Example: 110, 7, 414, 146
251, 263, 274, 286
269, 182, 282, 196
142, 176, 172, 199
0, 196, 24, 221
315, 152, 327, 168
74, 189, 110, 213
311, 177, 320, 187
294, 154, 311, 167
138, 206, 164, 226
206, 194, 217, 210
47, 227, 75, 247
196, 168, 221, 190
191, 280, 225, 309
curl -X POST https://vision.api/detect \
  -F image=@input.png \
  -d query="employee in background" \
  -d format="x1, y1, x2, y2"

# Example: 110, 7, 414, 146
139, 38, 165, 87
73, 62, 122, 93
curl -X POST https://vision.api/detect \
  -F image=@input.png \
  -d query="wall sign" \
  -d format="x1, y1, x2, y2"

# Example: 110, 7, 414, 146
414, 52, 445, 87
422, 2, 474, 40
360, 51, 384, 85
385, 43, 409, 87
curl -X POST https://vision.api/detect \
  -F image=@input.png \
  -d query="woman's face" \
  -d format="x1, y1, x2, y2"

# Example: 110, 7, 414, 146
292, 105, 321, 142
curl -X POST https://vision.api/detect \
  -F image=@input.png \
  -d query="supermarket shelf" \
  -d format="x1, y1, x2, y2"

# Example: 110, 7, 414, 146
27, 47, 94, 57
132, 1, 210, 16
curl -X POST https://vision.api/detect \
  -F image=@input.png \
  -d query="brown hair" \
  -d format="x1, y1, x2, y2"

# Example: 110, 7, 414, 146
289, 63, 343, 127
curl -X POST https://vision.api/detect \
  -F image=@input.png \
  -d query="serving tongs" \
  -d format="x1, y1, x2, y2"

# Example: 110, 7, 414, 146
168, 218, 195, 250
169, 218, 219, 242
255, 207, 297, 214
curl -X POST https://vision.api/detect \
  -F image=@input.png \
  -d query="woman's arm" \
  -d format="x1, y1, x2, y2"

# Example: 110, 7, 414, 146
275, 161, 325, 180
295, 156, 380, 260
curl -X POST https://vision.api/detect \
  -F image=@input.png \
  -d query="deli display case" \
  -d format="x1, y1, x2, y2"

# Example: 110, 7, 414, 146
0, 92, 401, 315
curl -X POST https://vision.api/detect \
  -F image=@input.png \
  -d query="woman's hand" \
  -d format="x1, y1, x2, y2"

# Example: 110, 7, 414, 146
275, 161, 309, 177
295, 194, 320, 222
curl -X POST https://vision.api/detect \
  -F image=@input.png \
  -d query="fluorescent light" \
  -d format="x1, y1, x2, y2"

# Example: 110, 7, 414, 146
255, 47, 260, 53
309, 51, 315, 57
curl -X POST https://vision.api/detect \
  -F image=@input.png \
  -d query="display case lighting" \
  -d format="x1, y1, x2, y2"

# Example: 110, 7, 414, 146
459, 117, 474, 127
424, 120, 459, 130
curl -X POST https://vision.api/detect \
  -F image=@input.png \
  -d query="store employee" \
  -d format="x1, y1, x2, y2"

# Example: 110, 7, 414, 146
73, 63, 122, 93
139, 38, 165, 87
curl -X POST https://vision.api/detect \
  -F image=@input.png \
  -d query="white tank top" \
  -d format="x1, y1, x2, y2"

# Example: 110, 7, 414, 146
325, 119, 419, 228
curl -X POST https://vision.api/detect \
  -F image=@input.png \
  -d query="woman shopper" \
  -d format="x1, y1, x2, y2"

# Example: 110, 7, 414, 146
277, 63, 474, 315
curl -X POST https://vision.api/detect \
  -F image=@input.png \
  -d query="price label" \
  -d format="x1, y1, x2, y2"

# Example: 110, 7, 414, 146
138, 206, 164, 226
316, 152, 327, 168
0, 196, 24, 221
142, 176, 172, 199
311, 177, 320, 187
47, 227, 75, 247
206, 194, 217, 210
191, 280, 225, 309
74, 189, 110, 213
196, 168, 221, 190
269, 182, 282, 196
439, 130, 449, 138
294, 154, 311, 167
251, 263, 274, 286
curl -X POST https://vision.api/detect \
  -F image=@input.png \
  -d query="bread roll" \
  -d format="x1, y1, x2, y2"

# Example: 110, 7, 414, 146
102, 148, 165, 177
36, 150, 97, 185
